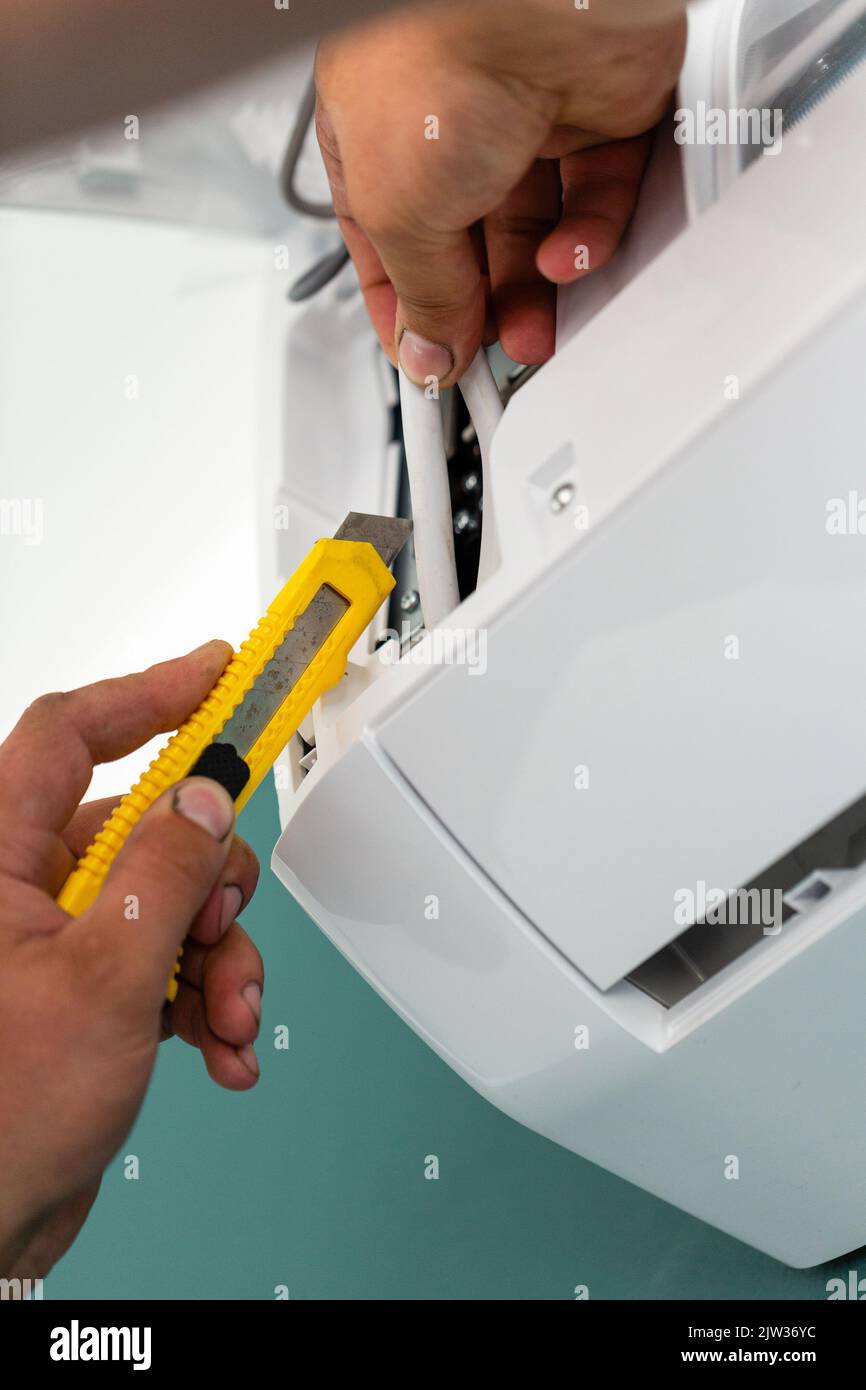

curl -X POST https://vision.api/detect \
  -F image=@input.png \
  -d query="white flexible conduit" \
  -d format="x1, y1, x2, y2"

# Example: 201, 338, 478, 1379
398, 348, 504, 628
397, 364, 460, 628
459, 350, 504, 585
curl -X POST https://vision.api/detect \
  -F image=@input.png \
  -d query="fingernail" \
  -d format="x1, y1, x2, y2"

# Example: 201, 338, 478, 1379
220, 883, 243, 935
242, 980, 262, 1024
238, 1043, 259, 1078
172, 779, 234, 841
398, 329, 453, 386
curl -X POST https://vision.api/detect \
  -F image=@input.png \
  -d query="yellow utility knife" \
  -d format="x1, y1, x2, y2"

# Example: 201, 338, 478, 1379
56, 512, 413, 1000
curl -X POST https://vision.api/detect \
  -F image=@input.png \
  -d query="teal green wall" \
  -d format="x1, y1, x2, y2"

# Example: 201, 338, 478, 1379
48, 782, 857, 1300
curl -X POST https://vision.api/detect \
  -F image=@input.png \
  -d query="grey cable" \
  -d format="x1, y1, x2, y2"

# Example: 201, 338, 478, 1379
279, 75, 335, 220
287, 244, 351, 302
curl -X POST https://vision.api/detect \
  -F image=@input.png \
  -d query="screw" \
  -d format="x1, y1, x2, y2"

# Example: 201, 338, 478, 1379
550, 481, 575, 514
400, 589, 420, 613
454, 508, 480, 536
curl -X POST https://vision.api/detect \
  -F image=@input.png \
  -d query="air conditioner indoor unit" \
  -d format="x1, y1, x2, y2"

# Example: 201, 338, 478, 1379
271, 0, 866, 1268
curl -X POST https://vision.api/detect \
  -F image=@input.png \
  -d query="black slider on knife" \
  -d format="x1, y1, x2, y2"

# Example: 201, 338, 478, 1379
188, 742, 251, 801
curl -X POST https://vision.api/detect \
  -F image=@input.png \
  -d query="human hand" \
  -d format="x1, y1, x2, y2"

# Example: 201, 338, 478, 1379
0, 641, 262, 1279
315, 0, 686, 386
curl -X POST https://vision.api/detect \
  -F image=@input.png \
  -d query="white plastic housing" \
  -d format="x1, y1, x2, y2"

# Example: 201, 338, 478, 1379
274, 58, 866, 1266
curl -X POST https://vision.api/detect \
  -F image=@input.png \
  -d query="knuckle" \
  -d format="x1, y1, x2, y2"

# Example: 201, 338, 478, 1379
133, 819, 220, 901
235, 836, 260, 889
224, 921, 264, 979
314, 105, 340, 164
399, 287, 461, 318
24, 690, 68, 726
350, 197, 403, 246
349, 176, 437, 248
154, 843, 213, 903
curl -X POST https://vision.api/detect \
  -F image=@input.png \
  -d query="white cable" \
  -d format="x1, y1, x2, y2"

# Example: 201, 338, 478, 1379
398, 348, 504, 628
458, 350, 504, 585
398, 365, 460, 629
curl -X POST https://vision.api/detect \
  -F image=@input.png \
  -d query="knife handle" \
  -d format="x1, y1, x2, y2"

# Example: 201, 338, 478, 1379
56, 537, 395, 1000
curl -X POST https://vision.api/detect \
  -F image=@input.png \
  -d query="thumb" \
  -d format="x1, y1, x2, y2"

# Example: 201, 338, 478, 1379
384, 225, 486, 389
70, 777, 235, 1013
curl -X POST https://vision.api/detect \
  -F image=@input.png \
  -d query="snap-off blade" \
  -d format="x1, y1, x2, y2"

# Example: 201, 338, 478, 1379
215, 512, 412, 758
